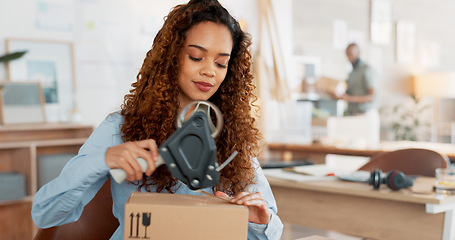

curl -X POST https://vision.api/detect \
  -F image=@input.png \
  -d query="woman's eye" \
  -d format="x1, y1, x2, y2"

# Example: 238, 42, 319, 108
216, 63, 227, 69
189, 55, 202, 61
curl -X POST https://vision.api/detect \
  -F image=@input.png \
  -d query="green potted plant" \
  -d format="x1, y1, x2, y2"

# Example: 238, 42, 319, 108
380, 96, 432, 141
0, 51, 27, 63
0, 51, 27, 89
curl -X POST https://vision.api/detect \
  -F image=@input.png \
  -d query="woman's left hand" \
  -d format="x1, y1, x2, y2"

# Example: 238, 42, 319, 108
215, 191, 271, 224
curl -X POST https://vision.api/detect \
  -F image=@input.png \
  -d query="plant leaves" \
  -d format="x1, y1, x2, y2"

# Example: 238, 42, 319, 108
0, 51, 27, 62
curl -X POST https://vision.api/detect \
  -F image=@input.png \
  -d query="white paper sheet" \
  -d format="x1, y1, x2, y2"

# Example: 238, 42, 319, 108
263, 169, 336, 182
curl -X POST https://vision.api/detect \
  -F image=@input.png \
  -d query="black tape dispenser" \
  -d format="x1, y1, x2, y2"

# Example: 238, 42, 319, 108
109, 100, 236, 190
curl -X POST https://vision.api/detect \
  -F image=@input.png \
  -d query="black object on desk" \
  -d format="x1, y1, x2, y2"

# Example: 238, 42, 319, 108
261, 159, 313, 169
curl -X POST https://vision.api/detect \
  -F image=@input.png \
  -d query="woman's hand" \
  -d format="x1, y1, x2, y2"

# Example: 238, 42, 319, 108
215, 191, 271, 224
105, 139, 159, 181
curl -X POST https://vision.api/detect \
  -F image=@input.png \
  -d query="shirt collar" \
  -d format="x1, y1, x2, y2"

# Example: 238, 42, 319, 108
352, 58, 361, 68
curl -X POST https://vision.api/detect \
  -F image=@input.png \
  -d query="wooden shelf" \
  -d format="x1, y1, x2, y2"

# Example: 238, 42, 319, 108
267, 141, 455, 162
0, 124, 93, 240
0, 196, 34, 206
0, 123, 93, 143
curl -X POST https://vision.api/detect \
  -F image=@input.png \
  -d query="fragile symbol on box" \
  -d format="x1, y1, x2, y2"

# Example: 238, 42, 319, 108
129, 212, 151, 239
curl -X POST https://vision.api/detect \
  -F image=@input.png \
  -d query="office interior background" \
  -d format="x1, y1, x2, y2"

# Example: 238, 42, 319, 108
1, 0, 455, 239
1, 0, 454, 143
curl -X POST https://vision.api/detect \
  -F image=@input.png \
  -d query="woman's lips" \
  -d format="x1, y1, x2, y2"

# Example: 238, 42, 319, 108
193, 81, 214, 92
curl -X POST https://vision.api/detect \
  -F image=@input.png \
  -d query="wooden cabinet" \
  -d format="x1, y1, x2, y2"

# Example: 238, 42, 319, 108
0, 124, 93, 240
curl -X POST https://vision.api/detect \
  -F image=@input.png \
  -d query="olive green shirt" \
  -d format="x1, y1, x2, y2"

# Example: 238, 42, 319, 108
346, 59, 376, 115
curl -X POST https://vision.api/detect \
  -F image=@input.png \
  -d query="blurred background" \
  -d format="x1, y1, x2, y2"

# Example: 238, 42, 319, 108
1, 0, 455, 239
1, 0, 454, 143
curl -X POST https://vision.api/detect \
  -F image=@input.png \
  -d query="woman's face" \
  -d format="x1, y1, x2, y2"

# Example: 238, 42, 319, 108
177, 21, 233, 107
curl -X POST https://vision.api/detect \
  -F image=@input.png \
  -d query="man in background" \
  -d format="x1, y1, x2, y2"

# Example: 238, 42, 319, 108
338, 43, 376, 116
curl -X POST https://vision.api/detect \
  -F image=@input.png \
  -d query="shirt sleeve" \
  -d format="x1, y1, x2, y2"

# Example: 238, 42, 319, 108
246, 158, 284, 240
31, 114, 122, 228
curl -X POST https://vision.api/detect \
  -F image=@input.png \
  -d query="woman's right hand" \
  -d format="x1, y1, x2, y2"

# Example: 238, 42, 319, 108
105, 139, 159, 181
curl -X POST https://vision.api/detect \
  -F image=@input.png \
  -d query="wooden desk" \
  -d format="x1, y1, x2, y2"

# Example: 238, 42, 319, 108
268, 141, 455, 162
297, 236, 334, 240
265, 172, 455, 240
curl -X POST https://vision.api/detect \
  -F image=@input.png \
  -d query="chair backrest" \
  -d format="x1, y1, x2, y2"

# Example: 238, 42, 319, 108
34, 180, 119, 240
358, 148, 450, 177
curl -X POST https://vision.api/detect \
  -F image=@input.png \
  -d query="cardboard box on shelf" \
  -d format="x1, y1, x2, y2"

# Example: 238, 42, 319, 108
124, 192, 248, 240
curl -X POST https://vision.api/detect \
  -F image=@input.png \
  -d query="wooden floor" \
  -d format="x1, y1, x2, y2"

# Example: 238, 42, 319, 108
281, 222, 363, 240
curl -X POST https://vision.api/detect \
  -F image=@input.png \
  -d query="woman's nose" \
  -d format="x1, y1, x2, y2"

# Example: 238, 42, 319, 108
200, 63, 215, 78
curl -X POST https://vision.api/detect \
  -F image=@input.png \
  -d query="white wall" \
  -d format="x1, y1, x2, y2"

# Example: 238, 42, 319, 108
292, 0, 455, 105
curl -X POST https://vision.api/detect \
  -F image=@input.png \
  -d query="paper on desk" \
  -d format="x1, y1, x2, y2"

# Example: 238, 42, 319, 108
284, 164, 334, 177
411, 177, 435, 194
263, 169, 335, 182
283, 159, 368, 177
337, 170, 371, 182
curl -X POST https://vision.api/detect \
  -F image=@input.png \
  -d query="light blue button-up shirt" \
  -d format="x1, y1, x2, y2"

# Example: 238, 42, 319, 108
32, 113, 283, 239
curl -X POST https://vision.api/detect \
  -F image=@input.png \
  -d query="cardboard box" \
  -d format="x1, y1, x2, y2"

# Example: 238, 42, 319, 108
124, 192, 248, 240
315, 76, 347, 97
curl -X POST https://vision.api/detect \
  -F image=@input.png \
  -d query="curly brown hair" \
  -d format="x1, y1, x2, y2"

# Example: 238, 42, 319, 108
120, 0, 261, 196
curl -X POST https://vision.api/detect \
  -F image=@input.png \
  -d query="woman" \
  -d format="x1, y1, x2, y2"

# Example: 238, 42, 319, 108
32, 0, 283, 239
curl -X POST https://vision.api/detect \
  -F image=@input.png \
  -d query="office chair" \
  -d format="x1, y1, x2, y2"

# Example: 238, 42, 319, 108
358, 148, 450, 177
34, 180, 119, 240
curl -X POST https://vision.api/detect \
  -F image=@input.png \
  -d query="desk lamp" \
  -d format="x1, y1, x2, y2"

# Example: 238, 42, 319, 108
413, 72, 455, 142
